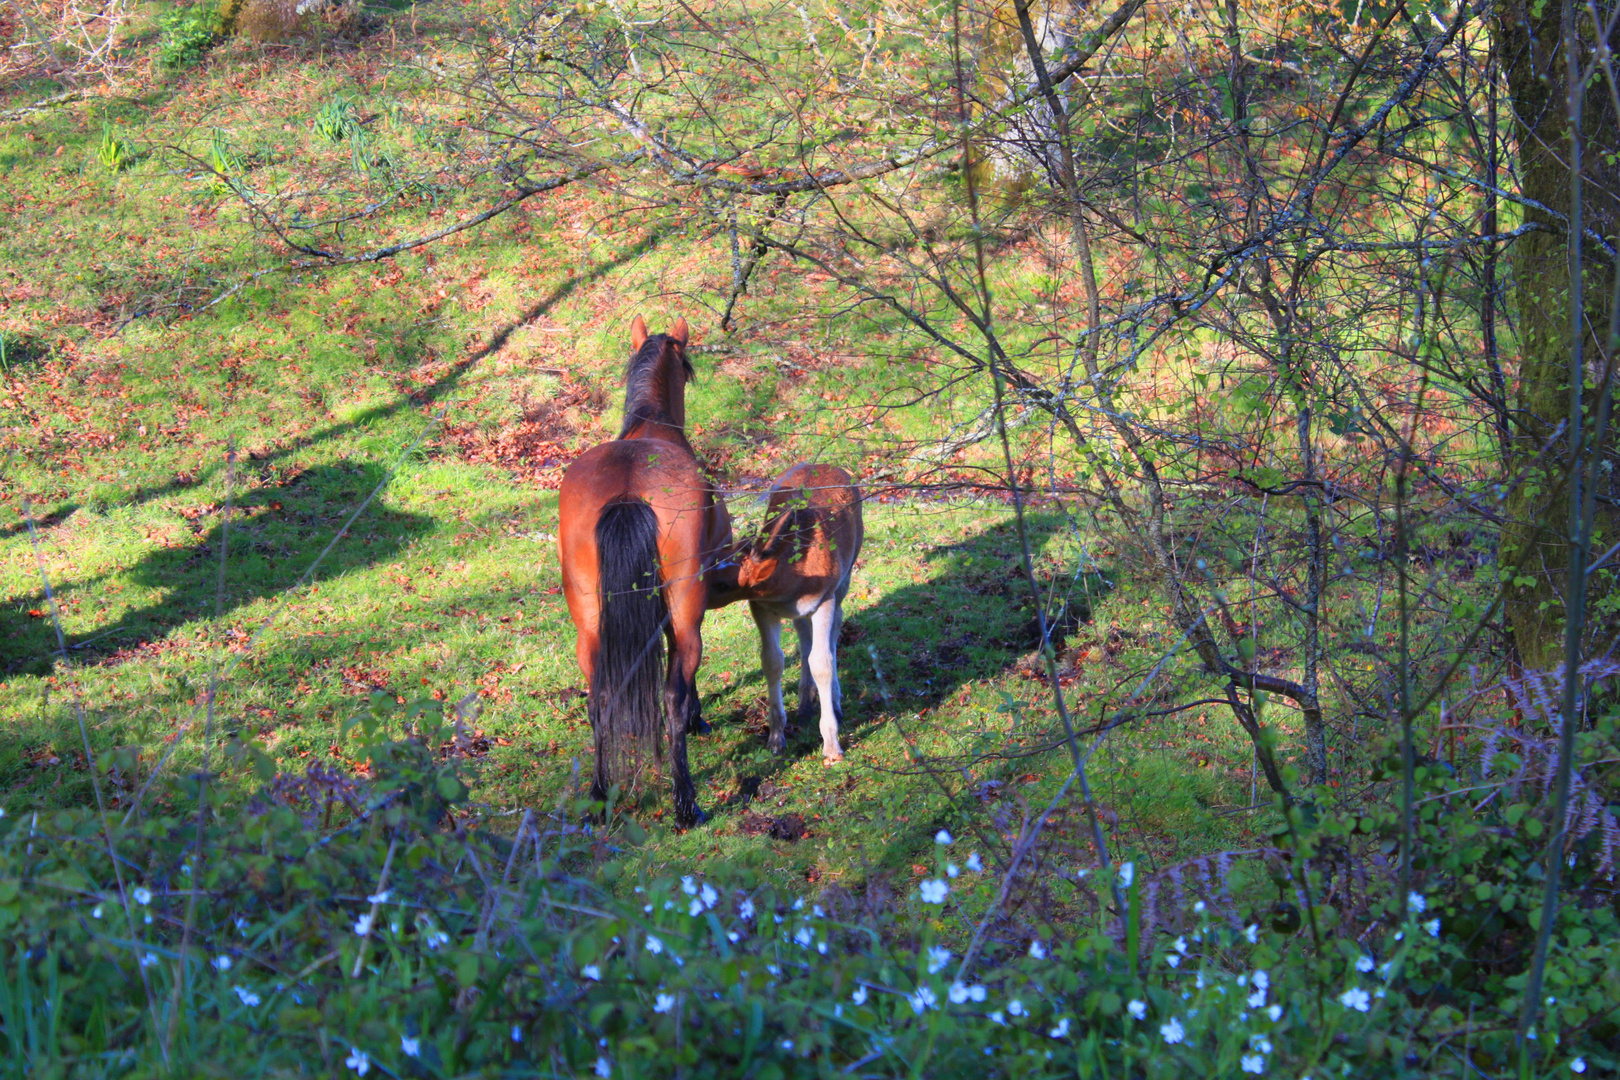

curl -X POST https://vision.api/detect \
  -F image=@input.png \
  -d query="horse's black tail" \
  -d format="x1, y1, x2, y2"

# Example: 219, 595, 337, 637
589, 498, 667, 804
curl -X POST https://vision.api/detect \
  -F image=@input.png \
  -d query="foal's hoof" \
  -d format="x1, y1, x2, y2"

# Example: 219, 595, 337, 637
766, 735, 786, 756
688, 714, 712, 736
822, 753, 843, 767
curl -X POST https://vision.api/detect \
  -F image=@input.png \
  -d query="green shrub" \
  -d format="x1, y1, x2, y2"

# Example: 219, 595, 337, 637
159, 0, 221, 68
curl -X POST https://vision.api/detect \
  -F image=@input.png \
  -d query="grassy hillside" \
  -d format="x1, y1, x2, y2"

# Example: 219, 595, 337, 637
0, 7, 1275, 907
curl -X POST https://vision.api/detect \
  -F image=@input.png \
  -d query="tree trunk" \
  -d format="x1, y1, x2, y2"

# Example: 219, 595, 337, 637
1496, 0, 1620, 672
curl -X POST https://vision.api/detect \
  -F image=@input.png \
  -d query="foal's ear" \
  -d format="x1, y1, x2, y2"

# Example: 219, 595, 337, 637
670, 316, 689, 346
758, 508, 796, 556
630, 314, 648, 351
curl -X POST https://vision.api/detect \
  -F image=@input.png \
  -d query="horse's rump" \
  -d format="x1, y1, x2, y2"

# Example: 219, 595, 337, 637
590, 498, 667, 790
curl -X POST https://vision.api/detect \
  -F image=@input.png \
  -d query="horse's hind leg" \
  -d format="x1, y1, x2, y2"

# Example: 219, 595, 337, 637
794, 616, 818, 724
753, 603, 787, 754
806, 600, 843, 763
664, 579, 708, 827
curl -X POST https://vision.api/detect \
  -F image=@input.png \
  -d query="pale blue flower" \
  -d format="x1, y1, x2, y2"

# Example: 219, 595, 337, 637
928, 945, 951, 973
966, 852, 983, 872
1241, 1053, 1265, 1074
1028, 940, 1047, 960
935, 829, 954, 845
1339, 987, 1371, 1012
1407, 892, 1426, 914
1356, 955, 1375, 973
1127, 999, 1146, 1020
1160, 1017, 1185, 1044
919, 879, 949, 904
345, 1048, 370, 1075
401, 1036, 420, 1058
582, 964, 601, 981
654, 993, 675, 1014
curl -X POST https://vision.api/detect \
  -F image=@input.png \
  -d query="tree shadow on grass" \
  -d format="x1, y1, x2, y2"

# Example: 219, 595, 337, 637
1, 462, 436, 675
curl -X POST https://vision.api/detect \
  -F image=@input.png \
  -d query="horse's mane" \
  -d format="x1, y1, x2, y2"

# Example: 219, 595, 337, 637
618, 334, 695, 438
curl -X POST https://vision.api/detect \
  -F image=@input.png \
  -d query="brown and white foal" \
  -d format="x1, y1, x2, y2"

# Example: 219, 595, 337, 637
709, 463, 863, 764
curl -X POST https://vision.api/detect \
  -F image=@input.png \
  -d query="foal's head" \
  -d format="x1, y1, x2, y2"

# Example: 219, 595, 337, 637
619, 315, 694, 437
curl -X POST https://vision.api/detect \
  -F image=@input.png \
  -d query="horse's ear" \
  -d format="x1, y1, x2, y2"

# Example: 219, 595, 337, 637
630, 314, 648, 351
670, 317, 689, 346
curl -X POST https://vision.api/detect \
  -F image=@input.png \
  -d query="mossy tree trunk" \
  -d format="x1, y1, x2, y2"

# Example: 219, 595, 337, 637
1496, 0, 1620, 672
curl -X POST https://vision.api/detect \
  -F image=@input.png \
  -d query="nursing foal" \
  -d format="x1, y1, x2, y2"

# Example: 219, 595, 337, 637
710, 463, 863, 764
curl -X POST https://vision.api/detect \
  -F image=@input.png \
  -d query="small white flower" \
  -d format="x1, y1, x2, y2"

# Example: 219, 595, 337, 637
1267, 1004, 1282, 1022
1127, 999, 1146, 1020
688, 898, 705, 917
1339, 987, 1371, 1012
795, 927, 814, 948
212, 955, 232, 972
919, 879, 949, 904
970, 984, 987, 1002
133, 887, 152, 906
1247, 991, 1266, 1009
345, 1048, 370, 1075
582, 964, 601, 981
1166, 954, 1182, 968
1173, 935, 1188, 955
852, 985, 868, 1005
91, 906, 103, 919
1028, 940, 1047, 960
426, 930, 449, 950
1571, 1058, 1588, 1074
1245, 924, 1260, 943
1196, 971, 1207, 989
1193, 900, 1206, 914
1250, 1035, 1273, 1054
989, 1010, 1006, 1025
700, 883, 718, 909
1356, 955, 1375, 973
366, 890, 390, 904
780, 1039, 793, 1051
729, 932, 741, 943
1118, 862, 1135, 887
1160, 1017, 1185, 1044
966, 852, 983, 872
946, 863, 960, 878
928, 945, 952, 973
594, 1056, 611, 1078
1407, 891, 1428, 914
738, 898, 755, 920
353, 913, 374, 936
511, 1025, 522, 1043
1252, 970, 1269, 990
1241, 1052, 1265, 1074
1424, 918, 1441, 938
1008, 998, 1027, 1017
936, 829, 954, 845
1049, 1017, 1070, 1038
140, 952, 158, 968
950, 982, 971, 1004
401, 1035, 420, 1058
645, 935, 664, 955
793, 898, 804, 911
681, 876, 697, 896
909, 986, 937, 1013
233, 985, 261, 1007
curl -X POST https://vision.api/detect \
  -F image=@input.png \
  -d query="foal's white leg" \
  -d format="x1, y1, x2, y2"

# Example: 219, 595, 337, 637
752, 602, 788, 754
806, 600, 842, 763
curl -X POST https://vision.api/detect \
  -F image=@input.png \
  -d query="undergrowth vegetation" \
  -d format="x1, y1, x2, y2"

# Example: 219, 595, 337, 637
1, 0, 1618, 1074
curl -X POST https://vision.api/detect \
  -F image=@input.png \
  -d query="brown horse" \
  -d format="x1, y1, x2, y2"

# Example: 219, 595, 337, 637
709, 463, 863, 764
557, 316, 732, 826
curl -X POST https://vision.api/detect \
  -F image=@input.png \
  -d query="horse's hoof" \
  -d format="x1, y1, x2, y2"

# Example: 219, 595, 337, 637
767, 734, 786, 755
676, 805, 708, 829
822, 753, 843, 767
